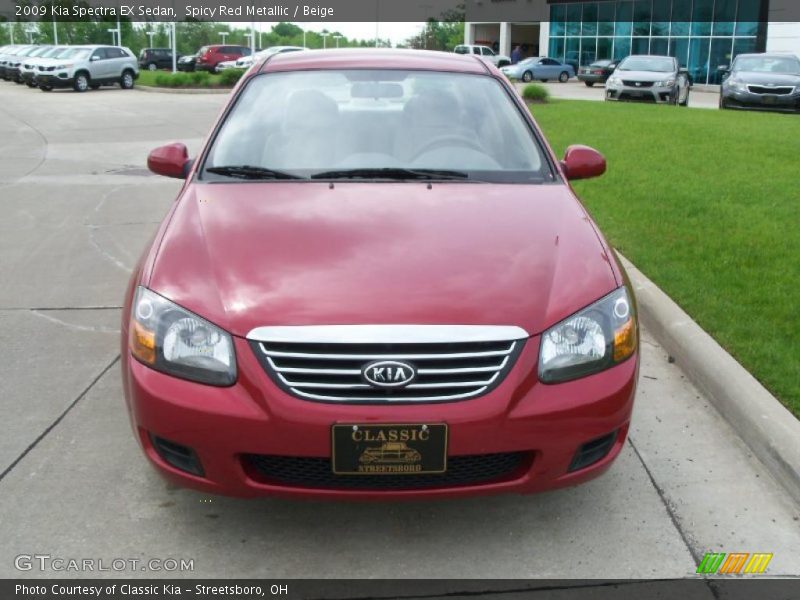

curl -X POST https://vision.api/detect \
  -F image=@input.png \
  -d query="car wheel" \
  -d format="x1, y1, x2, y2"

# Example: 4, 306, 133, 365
719, 95, 728, 110
559, 71, 570, 83
73, 73, 89, 92
90, 83, 101, 90
541, 79, 549, 83
39, 85, 53, 92
584, 81, 594, 87
522, 71, 533, 83
147, 63, 157, 72
679, 87, 689, 107
26, 80, 37, 88
212, 64, 220, 74
120, 70, 135, 90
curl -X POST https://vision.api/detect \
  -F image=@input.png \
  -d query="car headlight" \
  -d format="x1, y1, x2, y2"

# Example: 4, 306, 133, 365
539, 287, 637, 384
725, 77, 747, 91
607, 76, 621, 86
129, 287, 236, 386
656, 79, 676, 87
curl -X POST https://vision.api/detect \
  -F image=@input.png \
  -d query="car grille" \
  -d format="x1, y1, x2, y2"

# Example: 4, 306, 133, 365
39, 66, 55, 72
248, 325, 526, 404
623, 80, 654, 88
244, 452, 530, 490
747, 85, 794, 95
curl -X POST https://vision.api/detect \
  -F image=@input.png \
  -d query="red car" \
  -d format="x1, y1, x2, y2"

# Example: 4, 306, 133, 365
123, 49, 639, 499
194, 44, 250, 73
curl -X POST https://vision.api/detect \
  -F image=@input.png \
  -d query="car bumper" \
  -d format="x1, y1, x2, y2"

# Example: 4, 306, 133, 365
122, 333, 638, 499
21, 70, 36, 83
35, 73, 74, 88
721, 88, 800, 112
605, 85, 676, 103
7, 66, 22, 80
578, 74, 607, 84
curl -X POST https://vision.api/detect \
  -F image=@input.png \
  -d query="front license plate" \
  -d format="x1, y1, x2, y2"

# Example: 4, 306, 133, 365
762, 95, 778, 104
331, 423, 447, 475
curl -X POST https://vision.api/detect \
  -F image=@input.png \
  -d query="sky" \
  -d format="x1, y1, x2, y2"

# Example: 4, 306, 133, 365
251, 22, 427, 46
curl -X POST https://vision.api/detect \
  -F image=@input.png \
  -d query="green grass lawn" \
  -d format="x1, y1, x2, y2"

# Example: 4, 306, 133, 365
531, 100, 800, 416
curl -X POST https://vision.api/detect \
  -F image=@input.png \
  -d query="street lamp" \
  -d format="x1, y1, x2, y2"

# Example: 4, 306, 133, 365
333, 34, 342, 48
320, 32, 330, 50
146, 31, 156, 47
25, 26, 36, 44
219, 31, 228, 44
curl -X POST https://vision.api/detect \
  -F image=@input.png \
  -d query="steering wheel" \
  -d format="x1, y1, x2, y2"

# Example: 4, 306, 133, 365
412, 134, 485, 159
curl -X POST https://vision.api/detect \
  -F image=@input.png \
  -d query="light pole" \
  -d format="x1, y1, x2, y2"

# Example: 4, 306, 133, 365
219, 31, 228, 44
333, 34, 342, 48
302, 29, 306, 48
52, 17, 58, 45
146, 31, 156, 47
25, 27, 36, 44
8, 23, 14, 44
250, 22, 256, 55
320, 32, 330, 49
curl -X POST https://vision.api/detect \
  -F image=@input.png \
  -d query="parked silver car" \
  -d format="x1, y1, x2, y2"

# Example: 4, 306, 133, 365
21, 46, 70, 87
36, 45, 139, 92
605, 55, 690, 106
719, 53, 800, 113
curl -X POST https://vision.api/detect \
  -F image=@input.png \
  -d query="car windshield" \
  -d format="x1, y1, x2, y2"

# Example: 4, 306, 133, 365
454, 46, 468, 55
62, 48, 91, 60
734, 56, 800, 74
204, 69, 549, 183
618, 56, 674, 72
41, 47, 64, 58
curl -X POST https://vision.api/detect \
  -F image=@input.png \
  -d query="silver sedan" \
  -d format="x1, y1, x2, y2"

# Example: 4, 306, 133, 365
501, 57, 576, 83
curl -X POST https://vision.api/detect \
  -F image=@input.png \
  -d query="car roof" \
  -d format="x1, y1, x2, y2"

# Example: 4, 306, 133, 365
259, 48, 488, 75
736, 52, 799, 59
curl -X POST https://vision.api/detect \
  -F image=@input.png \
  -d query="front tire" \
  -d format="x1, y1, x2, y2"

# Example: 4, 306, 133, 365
73, 73, 89, 93
39, 85, 53, 92
522, 70, 533, 83
120, 70, 135, 90
147, 62, 157, 72
559, 71, 570, 83
584, 81, 594, 87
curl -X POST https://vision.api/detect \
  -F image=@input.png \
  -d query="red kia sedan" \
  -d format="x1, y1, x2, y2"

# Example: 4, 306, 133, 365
122, 49, 639, 499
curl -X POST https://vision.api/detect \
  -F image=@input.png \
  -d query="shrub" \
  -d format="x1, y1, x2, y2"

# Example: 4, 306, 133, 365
190, 71, 211, 86
522, 83, 549, 103
219, 68, 245, 86
154, 72, 188, 87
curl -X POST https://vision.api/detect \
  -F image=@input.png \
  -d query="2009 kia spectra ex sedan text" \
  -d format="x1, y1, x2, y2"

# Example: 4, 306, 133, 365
122, 49, 639, 499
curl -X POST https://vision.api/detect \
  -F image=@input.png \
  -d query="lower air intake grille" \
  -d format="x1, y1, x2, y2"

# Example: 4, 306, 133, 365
244, 452, 530, 490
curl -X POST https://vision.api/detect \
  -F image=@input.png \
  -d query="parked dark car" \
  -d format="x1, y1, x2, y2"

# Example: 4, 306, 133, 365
578, 60, 618, 87
195, 45, 251, 74
719, 53, 800, 113
177, 53, 198, 72
139, 48, 181, 71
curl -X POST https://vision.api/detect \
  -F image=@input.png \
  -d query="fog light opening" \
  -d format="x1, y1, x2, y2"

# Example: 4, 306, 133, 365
150, 434, 205, 477
568, 431, 617, 473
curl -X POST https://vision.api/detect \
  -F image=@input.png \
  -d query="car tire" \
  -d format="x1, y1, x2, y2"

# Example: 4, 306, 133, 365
679, 88, 689, 107
73, 73, 89, 93
719, 95, 728, 110
120, 70, 135, 90
584, 81, 594, 87
522, 71, 533, 83
39, 85, 53, 92
147, 63, 157, 71
90, 83, 101, 90
26, 80, 37, 88
212, 64, 220, 75
559, 71, 569, 83
541, 79, 549, 83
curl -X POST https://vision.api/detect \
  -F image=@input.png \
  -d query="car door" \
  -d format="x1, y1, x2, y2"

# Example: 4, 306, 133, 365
481, 46, 495, 63
109, 47, 130, 77
90, 48, 112, 80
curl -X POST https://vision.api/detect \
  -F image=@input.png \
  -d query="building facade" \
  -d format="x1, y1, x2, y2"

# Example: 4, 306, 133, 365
465, 0, 800, 86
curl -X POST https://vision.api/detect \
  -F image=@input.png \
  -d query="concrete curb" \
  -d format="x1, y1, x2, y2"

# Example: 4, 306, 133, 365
135, 86, 230, 95
620, 253, 800, 504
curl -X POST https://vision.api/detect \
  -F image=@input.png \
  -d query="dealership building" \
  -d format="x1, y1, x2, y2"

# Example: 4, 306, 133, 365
464, 0, 800, 85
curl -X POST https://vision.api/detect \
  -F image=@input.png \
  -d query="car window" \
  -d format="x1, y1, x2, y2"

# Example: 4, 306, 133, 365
734, 56, 800, 74
92, 48, 108, 60
617, 56, 675, 72
454, 46, 468, 55
205, 70, 549, 183
481, 47, 495, 56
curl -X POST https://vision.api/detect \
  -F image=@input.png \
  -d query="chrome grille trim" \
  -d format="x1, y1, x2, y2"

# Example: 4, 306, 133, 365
248, 325, 527, 404
747, 84, 794, 95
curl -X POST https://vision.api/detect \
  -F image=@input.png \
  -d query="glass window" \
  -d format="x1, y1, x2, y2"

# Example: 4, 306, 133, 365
669, 37, 690, 68
735, 0, 759, 37
691, 0, 713, 36
713, 0, 736, 36
615, 1, 633, 37
598, 2, 615, 36
566, 37, 581, 67
549, 37, 566, 62
688, 37, 711, 85
613, 36, 631, 61
650, 37, 669, 56
632, 37, 650, 55
633, 0, 651, 36
732, 37, 757, 60
566, 4, 582, 35
582, 2, 599, 36
708, 38, 734, 84
550, 4, 566, 37
581, 38, 598, 65
206, 70, 549, 181
671, 0, 691, 36
597, 37, 614, 60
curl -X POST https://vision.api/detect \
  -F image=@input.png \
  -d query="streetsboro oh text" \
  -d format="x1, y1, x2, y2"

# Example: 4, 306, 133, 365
16, 584, 285, 596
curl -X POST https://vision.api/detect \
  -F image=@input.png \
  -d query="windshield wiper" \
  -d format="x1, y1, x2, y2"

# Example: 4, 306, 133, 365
310, 167, 470, 181
206, 165, 304, 180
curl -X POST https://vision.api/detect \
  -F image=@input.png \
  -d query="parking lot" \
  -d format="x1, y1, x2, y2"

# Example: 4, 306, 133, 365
0, 83, 798, 579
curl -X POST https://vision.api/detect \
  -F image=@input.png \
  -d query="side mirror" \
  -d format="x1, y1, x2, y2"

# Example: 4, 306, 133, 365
608, 63, 617, 70
561, 145, 606, 181
678, 67, 689, 74
147, 143, 190, 179
717, 64, 730, 72
91, 55, 100, 61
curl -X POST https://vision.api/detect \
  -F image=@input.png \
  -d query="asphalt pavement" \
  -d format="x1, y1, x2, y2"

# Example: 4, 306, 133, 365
0, 83, 797, 579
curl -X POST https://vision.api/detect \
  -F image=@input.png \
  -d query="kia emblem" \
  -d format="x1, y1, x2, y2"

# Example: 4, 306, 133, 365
362, 360, 417, 388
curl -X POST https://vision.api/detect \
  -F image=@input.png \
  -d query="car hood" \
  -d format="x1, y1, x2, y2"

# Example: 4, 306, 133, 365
733, 71, 800, 85
148, 182, 618, 339
615, 70, 674, 81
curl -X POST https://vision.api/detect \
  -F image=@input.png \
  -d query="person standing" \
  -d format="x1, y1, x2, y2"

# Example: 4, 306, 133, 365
511, 45, 522, 65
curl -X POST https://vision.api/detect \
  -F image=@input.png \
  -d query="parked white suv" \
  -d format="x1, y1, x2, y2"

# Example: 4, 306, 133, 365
36, 45, 138, 92
454, 44, 511, 67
